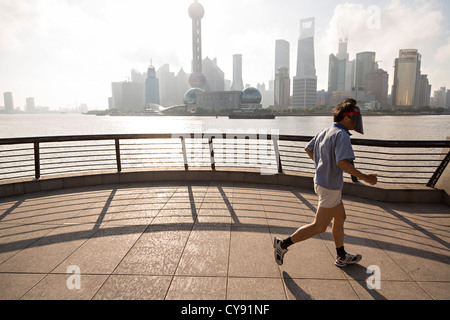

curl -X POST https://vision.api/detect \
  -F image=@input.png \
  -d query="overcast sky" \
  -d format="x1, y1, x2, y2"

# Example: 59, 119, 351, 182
1, 0, 449, 110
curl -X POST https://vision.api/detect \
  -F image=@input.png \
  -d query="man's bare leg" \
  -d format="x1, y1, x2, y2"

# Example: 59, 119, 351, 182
289, 205, 336, 244
331, 202, 346, 248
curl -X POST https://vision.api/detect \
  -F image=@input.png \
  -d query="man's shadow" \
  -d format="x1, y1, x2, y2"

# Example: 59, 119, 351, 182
339, 264, 387, 300
282, 272, 313, 300
283, 265, 387, 300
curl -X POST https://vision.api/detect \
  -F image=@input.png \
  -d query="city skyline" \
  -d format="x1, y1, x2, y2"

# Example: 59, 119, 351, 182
1, 0, 449, 110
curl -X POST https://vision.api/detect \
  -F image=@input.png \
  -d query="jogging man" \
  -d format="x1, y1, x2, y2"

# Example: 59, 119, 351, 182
274, 99, 378, 267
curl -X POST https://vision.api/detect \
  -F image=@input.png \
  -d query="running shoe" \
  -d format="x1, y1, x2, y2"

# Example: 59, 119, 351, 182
273, 237, 288, 266
335, 253, 362, 267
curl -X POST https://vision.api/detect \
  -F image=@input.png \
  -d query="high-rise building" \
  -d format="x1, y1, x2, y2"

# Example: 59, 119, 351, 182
364, 69, 389, 108
231, 54, 244, 91
355, 52, 376, 91
328, 39, 348, 93
145, 62, 160, 105
26, 97, 36, 113
175, 68, 190, 105
293, 17, 317, 109
3, 92, 14, 113
345, 59, 355, 91
274, 67, 290, 109
188, 0, 206, 89
274, 40, 290, 109
418, 74, 431, 108
446, 89, 450, 109
203, 57, 225, 92
275, 40, 290, 75
111, 81, 145, 111
392, 49, 422, 108
157, 64, 177, 107
433, 87, 447, 108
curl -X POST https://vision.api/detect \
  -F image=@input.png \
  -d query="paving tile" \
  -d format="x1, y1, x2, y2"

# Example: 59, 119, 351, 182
21, 274, 108, 300
166, 276, 227, 300
0, 224, 97, 273
365, 228, 450, 282
228, 225, 279, 278
227, 277, 286, 300
416, 281, 450, 300
176, 220, 230, 277
283, 277, 359, 300
93, 275, 172, 300
349, 280, 431, 300
52, 224, 147, 275
0, 223, 58, 264
114, 219, 192, 275
0, 273, 46, 299
278, 235, 346, 280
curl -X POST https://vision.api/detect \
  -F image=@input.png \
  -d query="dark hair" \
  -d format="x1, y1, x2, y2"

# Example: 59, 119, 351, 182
333, 98, 357, 122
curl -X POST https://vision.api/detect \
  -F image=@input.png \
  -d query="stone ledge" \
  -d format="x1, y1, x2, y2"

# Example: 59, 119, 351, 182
0, 168, 445, 204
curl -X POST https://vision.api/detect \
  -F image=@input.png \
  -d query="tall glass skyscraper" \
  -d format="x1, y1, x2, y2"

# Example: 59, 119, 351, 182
231, 54, 244, 91
392, 49, 422, 108
355, 52, 376, 90
145, 62, 160, 105
275, 40, 290, 109
293, 18, 317, 109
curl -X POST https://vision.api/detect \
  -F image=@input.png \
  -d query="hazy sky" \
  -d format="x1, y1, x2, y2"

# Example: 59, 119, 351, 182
1, 0, 449, 110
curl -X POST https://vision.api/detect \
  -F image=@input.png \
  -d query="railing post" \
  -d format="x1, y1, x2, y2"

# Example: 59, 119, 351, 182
115, 138, 122, 173
33, 142, 40, 180
208, 136, 215, 170
427, 150, 450, 188
180, 136, 189, 171
272, 136, 283, 174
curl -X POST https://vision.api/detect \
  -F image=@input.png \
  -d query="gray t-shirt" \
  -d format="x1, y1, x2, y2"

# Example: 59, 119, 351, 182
306, 124, 355, 190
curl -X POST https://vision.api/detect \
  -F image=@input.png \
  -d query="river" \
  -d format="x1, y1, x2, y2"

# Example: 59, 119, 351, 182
0, 113, 449, 141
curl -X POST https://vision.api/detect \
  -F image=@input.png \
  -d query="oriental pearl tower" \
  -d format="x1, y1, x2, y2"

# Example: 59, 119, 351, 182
188, 0, 206, 89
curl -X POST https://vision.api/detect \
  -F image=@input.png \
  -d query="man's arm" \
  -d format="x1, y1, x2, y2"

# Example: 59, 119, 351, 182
337, 159, 378, 185
304, 147, 314, 161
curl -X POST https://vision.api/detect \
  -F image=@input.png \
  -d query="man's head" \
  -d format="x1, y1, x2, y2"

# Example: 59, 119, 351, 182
333, 99, 364, 134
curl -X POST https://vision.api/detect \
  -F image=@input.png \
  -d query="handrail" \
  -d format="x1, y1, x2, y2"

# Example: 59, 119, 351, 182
0, 133, 449, 188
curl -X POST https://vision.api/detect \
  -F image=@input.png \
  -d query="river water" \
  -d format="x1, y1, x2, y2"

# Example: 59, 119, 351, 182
1, 113, 449, 140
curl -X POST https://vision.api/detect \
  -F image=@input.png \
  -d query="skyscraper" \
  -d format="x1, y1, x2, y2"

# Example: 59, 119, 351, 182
111, 81, 145, 111
364, 69, 389, 108
355, 52, 376, 91
26, 97, 36, 113
293, 18, 317, 109
328, 39, 348, 93
3, 92, 14, 113
275, 40, 290, 74
274, 67, 290, 109
203, 57, 225, 92
418, 74, 431, 108
188, 0, 206, 89
145, 61, 160, 105
275, 40, 290, 109
392, 49, 422, 108
231, 54, 244, 91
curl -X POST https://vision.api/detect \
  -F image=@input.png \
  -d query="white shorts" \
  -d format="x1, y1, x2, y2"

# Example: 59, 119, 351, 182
314, 184, 342, 208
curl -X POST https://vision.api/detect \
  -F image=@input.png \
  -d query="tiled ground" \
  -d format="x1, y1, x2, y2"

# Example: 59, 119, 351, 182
0, 181, 449, 300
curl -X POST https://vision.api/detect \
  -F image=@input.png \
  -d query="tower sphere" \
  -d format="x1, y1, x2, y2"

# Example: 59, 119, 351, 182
184, 88, 204, 105
188, 71, 206, 89
242, 87, 262, 104
188, 1, 204, 19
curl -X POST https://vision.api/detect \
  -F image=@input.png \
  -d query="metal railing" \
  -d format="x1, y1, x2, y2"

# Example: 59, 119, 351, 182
0, 133, 449, 188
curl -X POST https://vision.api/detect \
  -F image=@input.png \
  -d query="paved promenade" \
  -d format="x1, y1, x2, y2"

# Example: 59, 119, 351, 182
0, 181, 449, 300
